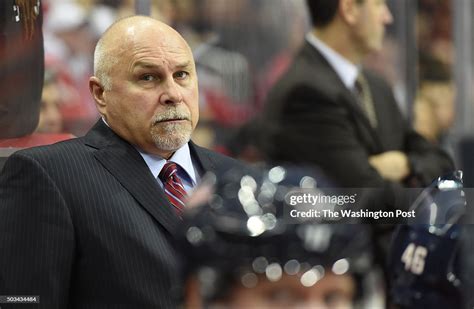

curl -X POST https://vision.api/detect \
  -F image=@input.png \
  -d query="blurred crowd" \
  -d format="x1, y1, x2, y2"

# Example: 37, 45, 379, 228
35, 0, 310, 149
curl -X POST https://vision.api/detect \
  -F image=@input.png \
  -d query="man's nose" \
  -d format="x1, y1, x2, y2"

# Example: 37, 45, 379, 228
159, 78, 183, 105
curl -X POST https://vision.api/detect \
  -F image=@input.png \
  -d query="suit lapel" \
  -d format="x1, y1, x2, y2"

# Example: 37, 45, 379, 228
303, 43, 384, 151
188, 142, 216, 173
84, 120, 180, 234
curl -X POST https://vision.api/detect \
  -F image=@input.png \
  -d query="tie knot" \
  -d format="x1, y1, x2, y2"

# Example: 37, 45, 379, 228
159, 161, 187, 216
159, 162, 179, 181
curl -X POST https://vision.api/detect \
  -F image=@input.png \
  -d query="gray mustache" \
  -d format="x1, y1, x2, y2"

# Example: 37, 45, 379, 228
153, 108, 191, 123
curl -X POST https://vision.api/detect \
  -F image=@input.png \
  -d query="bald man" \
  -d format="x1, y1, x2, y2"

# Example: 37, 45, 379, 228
0, 16, 247, 308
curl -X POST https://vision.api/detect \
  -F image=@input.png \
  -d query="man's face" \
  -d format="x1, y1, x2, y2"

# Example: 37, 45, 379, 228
101, 25, 199, 157
353, 0, 393, 54
37, 83, 63, 134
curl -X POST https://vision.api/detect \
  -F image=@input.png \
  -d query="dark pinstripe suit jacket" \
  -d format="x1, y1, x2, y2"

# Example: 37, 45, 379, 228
0, 120, 246, 308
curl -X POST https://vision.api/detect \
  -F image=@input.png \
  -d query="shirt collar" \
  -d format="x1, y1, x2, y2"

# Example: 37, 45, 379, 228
306, 32, 359, 90
136, 143, 197, 186
102, 117, 109, 127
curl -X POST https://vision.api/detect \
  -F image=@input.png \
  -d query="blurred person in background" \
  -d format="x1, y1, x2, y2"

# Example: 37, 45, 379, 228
110, 0, 174, 24
36, 72, 63, 134
417, 0, 453, 69
177, 167, 385, 308
0, 0, 43, 138
43, 0, 98, 136
414, 53, 455, 154
21, 56, 77, 147
259, 0, 453, 193
170, 0, 205, 49
35, 55, 73, 135
70, 0, 174, 27
193, 0, 308, 151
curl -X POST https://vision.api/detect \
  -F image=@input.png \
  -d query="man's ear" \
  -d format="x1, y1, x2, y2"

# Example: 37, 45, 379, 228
89, 76, 107, 115
339, 0, 361, 25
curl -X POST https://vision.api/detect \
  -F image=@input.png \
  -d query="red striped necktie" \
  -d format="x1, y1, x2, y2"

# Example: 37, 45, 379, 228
159, 162, 187, 216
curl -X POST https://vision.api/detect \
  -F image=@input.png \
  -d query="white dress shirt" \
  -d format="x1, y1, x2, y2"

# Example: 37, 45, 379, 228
306, 32, 359, 91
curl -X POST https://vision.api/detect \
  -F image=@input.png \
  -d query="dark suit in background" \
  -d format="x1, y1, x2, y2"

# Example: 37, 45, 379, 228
260, 0, 453, 208
260, 42, 453, 195
0, 120, 244, 308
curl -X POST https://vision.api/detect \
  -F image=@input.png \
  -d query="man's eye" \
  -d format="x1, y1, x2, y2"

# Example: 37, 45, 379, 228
140, 74, 155, 81
174, 71, 188, 80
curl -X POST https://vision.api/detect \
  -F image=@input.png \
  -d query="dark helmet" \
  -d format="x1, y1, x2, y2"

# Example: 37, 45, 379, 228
176, 166, 381, 306
389, 171, 467, 309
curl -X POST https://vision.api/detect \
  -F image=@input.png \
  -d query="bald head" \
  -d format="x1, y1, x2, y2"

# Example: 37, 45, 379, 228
93, 16, 192, 90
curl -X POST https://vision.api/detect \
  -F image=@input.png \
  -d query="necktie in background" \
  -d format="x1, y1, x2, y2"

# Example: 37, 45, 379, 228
159, 162, 187, 216
354, 72, 378, 127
